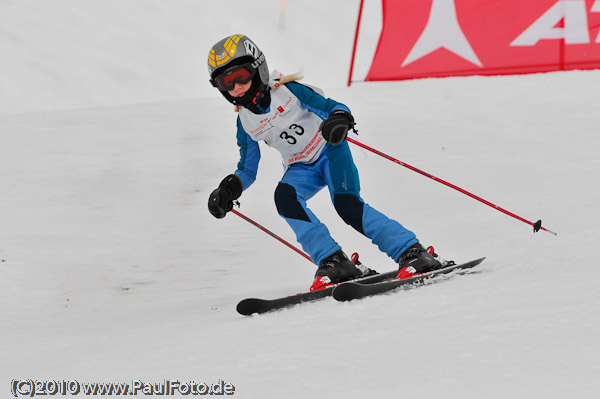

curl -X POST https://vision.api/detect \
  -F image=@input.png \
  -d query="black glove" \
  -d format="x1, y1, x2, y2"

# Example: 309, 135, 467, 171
319, 110, 356, 145
208, 174, 243, 219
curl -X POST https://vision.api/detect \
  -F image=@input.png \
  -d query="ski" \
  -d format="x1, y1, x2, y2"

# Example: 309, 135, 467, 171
236, 269, 400, 316
332, 257, 486, 302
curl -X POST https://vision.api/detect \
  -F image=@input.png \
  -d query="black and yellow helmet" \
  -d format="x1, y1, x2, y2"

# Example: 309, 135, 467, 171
208, 34, 269, 106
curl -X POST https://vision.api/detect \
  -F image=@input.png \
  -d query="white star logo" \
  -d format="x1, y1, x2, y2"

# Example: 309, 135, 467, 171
402, 0, 482, 67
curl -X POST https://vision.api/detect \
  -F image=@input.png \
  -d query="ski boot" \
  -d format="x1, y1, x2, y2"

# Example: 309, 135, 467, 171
397, 242, 443, 279
350, 253, 378, 278
310, 250, 376, 291
426, 246, 454, 269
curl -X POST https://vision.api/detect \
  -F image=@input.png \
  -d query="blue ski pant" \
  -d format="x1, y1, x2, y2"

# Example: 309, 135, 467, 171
274, 141, 418, 265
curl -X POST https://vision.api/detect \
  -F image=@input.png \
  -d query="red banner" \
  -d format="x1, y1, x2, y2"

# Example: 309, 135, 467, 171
366, 0, 600, 81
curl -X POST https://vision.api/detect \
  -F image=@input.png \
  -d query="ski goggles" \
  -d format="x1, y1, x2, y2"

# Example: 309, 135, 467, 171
213, 64, 256, 91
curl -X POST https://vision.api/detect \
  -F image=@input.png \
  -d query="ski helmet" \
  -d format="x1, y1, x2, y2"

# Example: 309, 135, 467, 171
208, 34, 269, 107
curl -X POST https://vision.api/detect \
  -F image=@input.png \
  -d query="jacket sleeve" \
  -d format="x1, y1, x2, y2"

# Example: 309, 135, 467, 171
234, 116, 260, 190
284, 81, 350, 120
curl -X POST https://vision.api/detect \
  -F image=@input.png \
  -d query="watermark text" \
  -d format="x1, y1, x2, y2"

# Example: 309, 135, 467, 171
10, 379, 235, 396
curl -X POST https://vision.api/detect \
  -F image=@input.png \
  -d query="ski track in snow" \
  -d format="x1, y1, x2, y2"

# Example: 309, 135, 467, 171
1, 1, 599, 398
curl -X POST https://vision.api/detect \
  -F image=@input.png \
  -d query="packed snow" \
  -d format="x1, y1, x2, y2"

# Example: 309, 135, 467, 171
1, 1, 599, 398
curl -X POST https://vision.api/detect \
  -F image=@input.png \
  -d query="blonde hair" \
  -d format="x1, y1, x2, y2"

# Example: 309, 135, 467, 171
234, 72, 303, 112
278, 72, 304, 85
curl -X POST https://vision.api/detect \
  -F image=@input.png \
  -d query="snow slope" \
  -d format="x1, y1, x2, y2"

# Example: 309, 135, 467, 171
0, 0, 381, 115
1, 1, 599, 398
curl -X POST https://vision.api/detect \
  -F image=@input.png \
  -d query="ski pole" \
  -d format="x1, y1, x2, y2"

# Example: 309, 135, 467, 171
346, 137, 557, 236
231, 208, 316, 264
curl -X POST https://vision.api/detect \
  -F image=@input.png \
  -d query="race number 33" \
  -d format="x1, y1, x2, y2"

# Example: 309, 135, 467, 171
279, 124, 304, 144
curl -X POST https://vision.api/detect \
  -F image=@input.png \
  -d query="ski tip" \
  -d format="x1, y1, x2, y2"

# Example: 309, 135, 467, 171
331, 283, 359, 302
236, 298, 266, 316
469, 257, 486, 266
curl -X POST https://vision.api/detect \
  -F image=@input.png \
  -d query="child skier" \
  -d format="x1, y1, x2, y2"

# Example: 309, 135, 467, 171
207, 34, 442, 290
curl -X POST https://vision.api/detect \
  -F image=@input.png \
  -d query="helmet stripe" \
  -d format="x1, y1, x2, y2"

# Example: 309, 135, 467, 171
207, 34, 246, 69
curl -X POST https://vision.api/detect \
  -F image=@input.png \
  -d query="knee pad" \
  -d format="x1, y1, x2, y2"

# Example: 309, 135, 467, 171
334, 194, 364, 234
274, 183, 310, 222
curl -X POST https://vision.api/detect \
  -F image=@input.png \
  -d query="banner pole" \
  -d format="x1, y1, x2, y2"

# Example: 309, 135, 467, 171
347, 0, 365, 87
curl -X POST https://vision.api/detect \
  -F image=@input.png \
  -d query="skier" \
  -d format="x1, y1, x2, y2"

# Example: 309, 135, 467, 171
207, 34, 443, 290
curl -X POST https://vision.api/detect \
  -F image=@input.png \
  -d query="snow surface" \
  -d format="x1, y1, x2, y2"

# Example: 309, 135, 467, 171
1, 1, 599, 398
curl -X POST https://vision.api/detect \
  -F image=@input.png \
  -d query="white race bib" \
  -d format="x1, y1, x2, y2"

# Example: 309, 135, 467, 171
238, 84, 326, 167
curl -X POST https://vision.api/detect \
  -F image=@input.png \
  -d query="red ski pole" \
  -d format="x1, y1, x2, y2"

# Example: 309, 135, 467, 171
346, 137, 557, 236
231, 208, 316, 264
